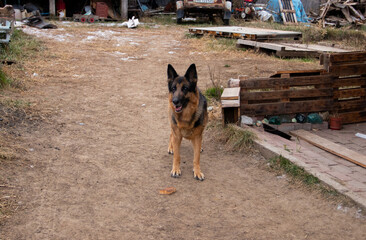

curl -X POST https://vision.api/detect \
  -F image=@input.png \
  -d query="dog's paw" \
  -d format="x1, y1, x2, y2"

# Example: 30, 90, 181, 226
168, 149, 174, 155
200, 147, 203, 153
170, 168, 181, 178
193, 170, 205, 181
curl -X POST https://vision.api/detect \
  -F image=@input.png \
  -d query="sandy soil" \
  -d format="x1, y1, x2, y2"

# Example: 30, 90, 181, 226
1, 22, 366, 239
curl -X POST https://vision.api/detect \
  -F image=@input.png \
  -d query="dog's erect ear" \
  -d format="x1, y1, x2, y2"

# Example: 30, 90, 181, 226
184, 64, 197, 83
167, 64, 178, 82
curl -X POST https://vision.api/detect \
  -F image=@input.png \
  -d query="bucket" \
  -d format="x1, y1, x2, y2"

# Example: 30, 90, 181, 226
329, 116, 342, 130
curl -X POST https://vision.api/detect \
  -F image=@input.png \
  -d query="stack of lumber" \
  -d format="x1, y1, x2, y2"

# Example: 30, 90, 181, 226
316, 0, 366, 27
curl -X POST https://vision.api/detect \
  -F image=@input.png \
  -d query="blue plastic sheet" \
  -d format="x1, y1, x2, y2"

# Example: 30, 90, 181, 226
266, 0, 308, 23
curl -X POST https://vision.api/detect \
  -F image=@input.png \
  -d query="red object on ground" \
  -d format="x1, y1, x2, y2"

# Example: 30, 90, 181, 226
56, 0, 66, 10
329, 117, 342, 130
96, 2, 108, 18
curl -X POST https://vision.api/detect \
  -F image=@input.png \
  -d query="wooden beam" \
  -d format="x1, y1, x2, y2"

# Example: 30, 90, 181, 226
239, 75, 333, 89
328, 63, 366, 77
338, 111, 366, 124
49, 0, 56, 16
291, 129, 366, 168
121, 0, 128, 20
240, 99, 333, 116
241, 88, 333, 101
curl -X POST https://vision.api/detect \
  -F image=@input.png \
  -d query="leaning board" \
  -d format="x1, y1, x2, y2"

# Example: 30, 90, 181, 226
291, 129, 366, 168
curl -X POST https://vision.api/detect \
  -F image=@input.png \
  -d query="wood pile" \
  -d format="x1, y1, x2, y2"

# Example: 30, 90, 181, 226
315, 0, 366, 27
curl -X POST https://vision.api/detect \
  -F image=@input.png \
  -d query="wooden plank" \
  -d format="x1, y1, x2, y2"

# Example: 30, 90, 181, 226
334, 88, 366, 99
327, 52, 366, 64
338, 111, 366, 124
270, 69, 326, 78
237, 39, 285, 51
334, 99, 366, 111
329, 63, 366, 76
221, 87, 240, 100
333, 76, 366, 87
241, 88, 333, 101
290, 129, 366, 168
239, 75, 333, 89
241, 99, 333, 116
221, 99, 240, 108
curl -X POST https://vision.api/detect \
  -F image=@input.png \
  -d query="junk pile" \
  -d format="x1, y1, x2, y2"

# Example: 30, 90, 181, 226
232, 0, 308, 24
0, 5, 15, 43
313, 0, 366, 27
11, 3, 57, 29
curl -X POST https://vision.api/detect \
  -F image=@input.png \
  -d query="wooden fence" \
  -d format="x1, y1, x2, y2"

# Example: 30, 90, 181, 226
236, 52, 366, 124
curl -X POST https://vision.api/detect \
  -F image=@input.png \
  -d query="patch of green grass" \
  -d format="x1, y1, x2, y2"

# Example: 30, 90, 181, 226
205, 86, 223, 101
224, 64, 230, 67
1, 98, 31, 109
0, 70, 11, 88
0, 29, 42, 62
269, 155, 320, 185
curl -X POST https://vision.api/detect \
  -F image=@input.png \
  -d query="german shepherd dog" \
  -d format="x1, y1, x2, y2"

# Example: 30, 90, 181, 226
167, 64, 208, 181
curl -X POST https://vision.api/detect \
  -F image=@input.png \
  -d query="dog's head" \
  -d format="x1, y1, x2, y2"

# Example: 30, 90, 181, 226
167, 64, 198, 113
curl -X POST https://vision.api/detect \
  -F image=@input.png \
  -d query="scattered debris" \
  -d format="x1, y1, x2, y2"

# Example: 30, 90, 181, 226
23, 14, 57, 29
122, 16, 139, 28
355, 133, 366, 140
314, 0, 366, 27
241, 115, 254, 126
159, 187, 176, 195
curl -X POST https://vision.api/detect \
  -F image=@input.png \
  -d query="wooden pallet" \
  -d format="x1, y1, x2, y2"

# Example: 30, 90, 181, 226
236, 39, 349, 58
278, 0, 298, 25
189, 27, 302, 41
239, 74, 334, 117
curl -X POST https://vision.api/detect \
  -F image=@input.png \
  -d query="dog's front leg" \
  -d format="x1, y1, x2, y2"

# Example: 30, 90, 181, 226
171, 132, 182, 178
192, 135, 204, 181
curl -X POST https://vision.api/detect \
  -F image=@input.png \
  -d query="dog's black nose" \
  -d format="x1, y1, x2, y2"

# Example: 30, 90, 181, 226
172, 98, 179, 105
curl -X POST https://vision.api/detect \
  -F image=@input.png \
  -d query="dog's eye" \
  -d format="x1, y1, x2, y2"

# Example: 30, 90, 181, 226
182, 86, 187, 91
172, 86, 176, 92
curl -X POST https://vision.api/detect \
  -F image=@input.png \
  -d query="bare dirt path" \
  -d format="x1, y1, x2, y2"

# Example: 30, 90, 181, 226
1, 23, 366, 239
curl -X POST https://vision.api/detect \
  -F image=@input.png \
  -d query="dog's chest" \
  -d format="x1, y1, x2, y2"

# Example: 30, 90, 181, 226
180, 128, 194, 138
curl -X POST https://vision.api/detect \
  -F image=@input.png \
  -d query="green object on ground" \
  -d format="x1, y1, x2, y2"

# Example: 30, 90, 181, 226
307, 113, 323, 124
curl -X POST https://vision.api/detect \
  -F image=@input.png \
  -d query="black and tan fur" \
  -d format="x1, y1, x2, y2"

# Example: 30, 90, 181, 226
167, 64, 208, 181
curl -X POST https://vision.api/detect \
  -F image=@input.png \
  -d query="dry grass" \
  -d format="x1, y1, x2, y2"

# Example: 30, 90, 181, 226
208, 121, 256, 152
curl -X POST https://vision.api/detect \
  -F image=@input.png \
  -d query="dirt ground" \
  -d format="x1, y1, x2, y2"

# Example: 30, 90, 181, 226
1, 22, 366, 239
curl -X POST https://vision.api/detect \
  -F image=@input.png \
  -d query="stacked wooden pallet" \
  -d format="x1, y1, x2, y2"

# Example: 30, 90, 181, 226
238, 72, 333, 117
222, 52, 366, 125
321, 51, 366, 124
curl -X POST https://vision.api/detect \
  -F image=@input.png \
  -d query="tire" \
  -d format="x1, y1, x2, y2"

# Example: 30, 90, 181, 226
88, 17, 95, 23
80, 17, 86, 23
177, 18, 182, 24
223, 19, 230, 26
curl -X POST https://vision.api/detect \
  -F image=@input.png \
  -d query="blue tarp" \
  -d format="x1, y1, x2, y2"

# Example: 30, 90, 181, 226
267, 0, 308, 23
